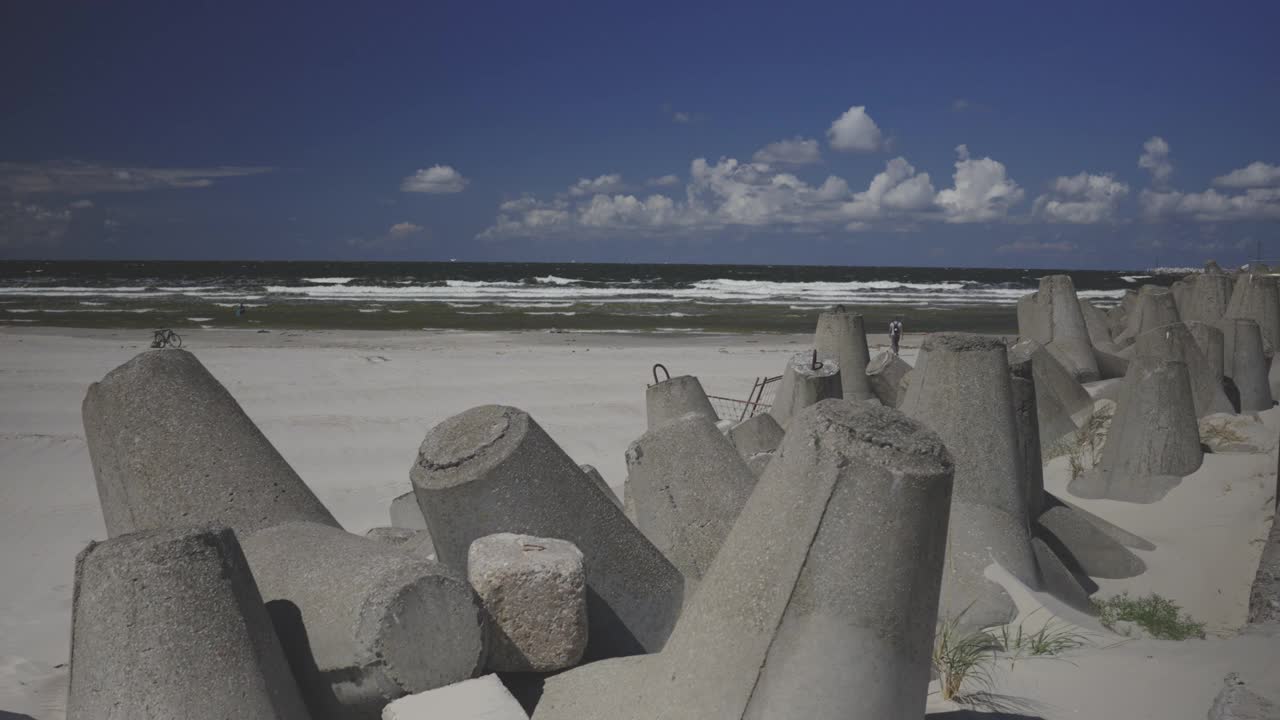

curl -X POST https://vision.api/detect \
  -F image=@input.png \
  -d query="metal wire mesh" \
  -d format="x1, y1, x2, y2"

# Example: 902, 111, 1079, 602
706, 375, 782, 422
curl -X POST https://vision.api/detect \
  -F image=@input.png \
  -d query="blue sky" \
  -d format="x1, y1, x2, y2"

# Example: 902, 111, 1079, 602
2, 0, 1278, 268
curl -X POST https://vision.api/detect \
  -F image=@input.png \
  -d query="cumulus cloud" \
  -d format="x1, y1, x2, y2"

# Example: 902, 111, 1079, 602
935, 145, 1024, 222
0, 161, 273, 195
842, 157, 936, 220
646, 174, 681, 187
1033, 172, 1129, 223
400, 165, 469, 193
1213, 161, 1280, 189
752, 137, 822, 165
827, 106, 884, 152
568, 174, 626, 196
1138, 136, 1173, 186
1140, 187, 1280, 222
388, 221, 425, 238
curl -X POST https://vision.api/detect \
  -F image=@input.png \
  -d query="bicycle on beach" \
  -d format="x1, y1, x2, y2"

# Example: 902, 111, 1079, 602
150, 328, 182, 349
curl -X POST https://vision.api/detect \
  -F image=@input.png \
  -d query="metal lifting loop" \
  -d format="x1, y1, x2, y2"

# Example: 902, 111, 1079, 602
652, 363, 670, 383
811, 349, 823, 371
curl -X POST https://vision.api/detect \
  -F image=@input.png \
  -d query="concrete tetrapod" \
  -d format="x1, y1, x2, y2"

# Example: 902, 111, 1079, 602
900, 333, 1043, 630
1016, 274, 1101, 382
865, 349, 912, 407
1178, 270, 1235, 325
1132, 323, 1234, 418
1187, 321, 1227, 389
390, 491, 429, 530
1223, 272, 1280, 358
533, 401, 955, 720
1068, 356, 1203, 503
240, 522, 486, 719
1227, 319, 1275, 412
1007, 338, 1094, 455
625, 411, 756, 585
1113, 286, 1181, 347
725, 412, 784, 461
67, 526, 310, 720
813, 306, 876, 401
410, 405, 684, 661
769, 351, 841, 428
579, 464, 622, 508
82, 349, 338, 536
645, 374, 718, 429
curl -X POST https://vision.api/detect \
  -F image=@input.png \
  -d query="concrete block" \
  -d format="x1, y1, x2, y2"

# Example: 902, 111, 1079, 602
1079, 298, 1114, 349
81, 349, 338, 537
468, 533, 588, 672
240, 522, 485, 718
1223, 272, 1280, 357
579, 464, 622, 509
1207, 673, 1280, 720
382, 675, 528, 720
1008, 338, 1094, 454
365, 526, 421, 545
1035, 502, 1146, 578
1133, 322, 1234, 417
1227, 319, 1274, 412
411, 405, 684, 661
646, 374, 718, 429
1248, 489, 1280, 624
1016, 275, 1100, 382
625, 412, 756, 584
865, 349, 911, 407
390, 491, 429, 530
1114, 285, 1181, 347
1188, 321, 1227, 387
814, 307, 876, 401
1178, 271, 1235, 325
725, 412, 784, 461
744, 451, 773, 476
67, 526, 309, 720
769, 351, 841, 428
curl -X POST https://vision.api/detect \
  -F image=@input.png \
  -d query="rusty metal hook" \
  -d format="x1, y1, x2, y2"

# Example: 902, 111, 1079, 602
811, 349, 823, 371
652, 363, 670, 384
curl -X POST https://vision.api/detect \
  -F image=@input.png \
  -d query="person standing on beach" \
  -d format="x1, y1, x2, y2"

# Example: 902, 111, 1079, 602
889, 317, 903, 355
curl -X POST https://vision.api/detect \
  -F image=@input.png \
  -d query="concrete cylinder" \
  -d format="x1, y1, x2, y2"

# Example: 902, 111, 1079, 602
769, 352, 842, 428
1223, 272, 1280, 358
900, 333, 1039, 629
814, 307, 876, 401
411, 405, 684, 661
239, 522, 485, 718
625, 412, 757, 584
1228, 319, 1274, 412
67, 526, 310, 720
1114, 286, 1181, 347
646, 374, 718, 429
1133, 323, 1234, 417
1068, 356, 1203, 503
81, 350, 338, 537
865, 350, 912, 407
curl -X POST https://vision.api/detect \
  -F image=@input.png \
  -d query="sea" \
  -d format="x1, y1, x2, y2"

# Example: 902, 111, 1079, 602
0, 261, 1185, 334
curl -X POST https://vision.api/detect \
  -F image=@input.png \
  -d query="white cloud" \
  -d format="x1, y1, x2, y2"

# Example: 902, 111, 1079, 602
1032, 172, 1129, 223
827, 106, 884, 152
388, 221, 425, 238
997, 238, 1077, 254
752, 137, 821, 165
1213, 161, 1280, 189
842, 157, 936, 220
1138, 136, 1173, 186
673, 111, 692, 124
646, 174, 681, 187
0, 161, 273, 194
568, 174, 626, 196
1141, 187, 1280, 222
69, 199, 95, 209
579, 194, 677, 227
400, 165, 469, 193
935, 145, 1024, 222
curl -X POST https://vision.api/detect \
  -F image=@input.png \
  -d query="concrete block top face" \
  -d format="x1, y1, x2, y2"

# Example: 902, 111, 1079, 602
786, 351, 841, 379
645, 375, 719, 429
412, 404, 528, 490
469, 532, 585, 573
921, 332, 1008, 354
814, 310, 875, 400
382, 674, 528, 720
69, 525, 310, 720
726, 412, 784, 458
82, 349, 338, 537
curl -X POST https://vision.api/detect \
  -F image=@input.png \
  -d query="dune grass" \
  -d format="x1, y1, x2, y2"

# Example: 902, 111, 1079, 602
1093, 592, 1206, 640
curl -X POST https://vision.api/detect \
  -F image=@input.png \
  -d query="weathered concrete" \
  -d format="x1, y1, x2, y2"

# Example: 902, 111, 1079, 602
1207, 673, 1280, 720
1246, 491, 1280, 624
1133, 323, 1234, 418
814, 307, 876, 401
468, 533, 588, 672
1228, 319, 1275, 412
725, 412, 784, 460
645, 374, 718, 429
411, 405, 684, 661
1016, 275, 1100, 382
1178, 271, 1235, 325
390, 491, 429, 530
1093, 345, 1131, 380
901, 333, 1041, 629
1068, 356, 1203, 503
365, 526, 421, 545
865, 349, 912, 407
1114, 286, 1181, 347
1224, 272, 1280, 358
1270, 358, 1280, 409
82, 349, 339, 537
625, 412, 756, 584
1079, 299, 1114, 349
1188, 321, 1227, 388
1105, 289, 1137, 338
382, 675, 528, 720
1007, 368, 1045, 515
579, 464, 622, 509
67, 526, 310, 720
534, 401, 955, 720
240, 522, 485, 718
744, 451, 773, 477
769, 351, 842, 428
1007, 338, 1094, 454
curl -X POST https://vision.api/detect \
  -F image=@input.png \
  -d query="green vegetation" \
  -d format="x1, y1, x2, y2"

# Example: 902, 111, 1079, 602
994, 616, 1089, 662
932, 611, 1001, 701
1093, 592, 1206, 640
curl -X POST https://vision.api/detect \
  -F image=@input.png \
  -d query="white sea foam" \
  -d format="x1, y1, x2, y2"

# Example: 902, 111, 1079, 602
302, 277, 356, 284
187, 317, 214, 322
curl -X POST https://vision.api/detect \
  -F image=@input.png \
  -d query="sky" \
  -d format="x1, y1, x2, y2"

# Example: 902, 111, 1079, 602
2, 1, 1279, 269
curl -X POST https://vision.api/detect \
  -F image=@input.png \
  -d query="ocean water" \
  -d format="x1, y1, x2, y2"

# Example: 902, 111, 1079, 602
0, 261, 1176, 334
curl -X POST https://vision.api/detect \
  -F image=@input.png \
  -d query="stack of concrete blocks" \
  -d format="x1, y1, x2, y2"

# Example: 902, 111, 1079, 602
1227, 319, 1275, 412
1132, 323, 1234, 418
532, 401, 956, 720
813, 306, 877, 402
410, 405, 685, 661
725, 412, 784, 476
1006, 338, 1095, 456
82, 350, 486, 718
468, 533, 588, 672
1068, 355, 1204, 503
901, 333, 1090, 629
645, 374, 718, 429
1223, 272, 1280, 358
1078, 299, 1129, 379
1016, 274, 1101, 382
1113, 285, 1181, 347
382, 675, 528, 720
865, 350, 912, 407
769, 351, 841, 428
624, 412, 756, 586
67, 526, 311, 719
